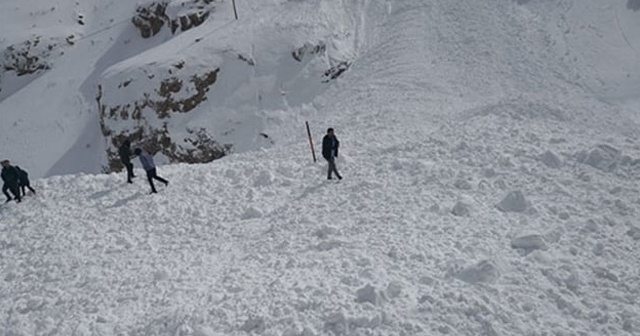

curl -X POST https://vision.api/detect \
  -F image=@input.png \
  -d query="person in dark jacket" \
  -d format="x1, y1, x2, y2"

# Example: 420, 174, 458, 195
321, 127, 342, 180
15, 166, 35, 196
1, 160, 21, 203
119, 139, 136, 183
134, 148, 169, 194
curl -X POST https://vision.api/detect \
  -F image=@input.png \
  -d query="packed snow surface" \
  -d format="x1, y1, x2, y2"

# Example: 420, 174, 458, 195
1, 0, 640, 335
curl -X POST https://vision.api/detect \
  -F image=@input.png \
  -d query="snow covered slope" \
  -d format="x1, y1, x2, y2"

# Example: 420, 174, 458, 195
3, 0, 637, 178
1, 0, 640, 335
2, 116, 640, 335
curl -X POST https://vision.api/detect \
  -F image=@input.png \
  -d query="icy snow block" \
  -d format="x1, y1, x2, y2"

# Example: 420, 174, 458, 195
240, 317, 265, 333
355, 284, 378, 305
451, 201, 470, 216
386, 281, 403, 299
324, 312, 347, 335
455, 260, 499, 284
497, 190, 528, 213
593, 267, 619, 282
454, 179, 473, 190
314, 225, 338, 239
582, 144, 621, 172
241, 206, 262, 220
253, 170, 274, 187
541, 150, 562, 169
627, 226, 640, 241
511, 235, 547, 251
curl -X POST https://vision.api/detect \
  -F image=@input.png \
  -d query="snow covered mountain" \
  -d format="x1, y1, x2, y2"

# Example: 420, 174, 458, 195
1, 0, 640, 335
0, 0, 363, 177
1, 0, 639, 178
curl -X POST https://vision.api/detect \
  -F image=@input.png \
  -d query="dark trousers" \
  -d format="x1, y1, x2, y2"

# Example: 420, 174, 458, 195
2, 183, 21, 202
123, 160, 134, 182
20, 183, 35, 196
146, 168, 168, 193
327, 158, 342, 180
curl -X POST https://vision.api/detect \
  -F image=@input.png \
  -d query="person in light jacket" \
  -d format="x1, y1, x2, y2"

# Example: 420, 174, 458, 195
134, 148, 169, 194
321, 127, 342, 180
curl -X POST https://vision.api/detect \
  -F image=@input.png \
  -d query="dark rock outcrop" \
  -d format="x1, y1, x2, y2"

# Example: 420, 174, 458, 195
3, 36, 54, 76
97, 68, 231, 172
292, 42, 351, 81
292, 42, 326, 62
132, 1, 215, 38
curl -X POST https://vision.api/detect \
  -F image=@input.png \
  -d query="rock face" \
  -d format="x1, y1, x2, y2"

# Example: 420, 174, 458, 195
323, 61, 351, 82
99, 1, 240, 172
132, 1, 215, 38
292, 42, 326, 62
292, 41, 352, 82
96, 0, 358, 174
1, 35, 68, 100
98, 66, 232, 172
3, 37, 52, 76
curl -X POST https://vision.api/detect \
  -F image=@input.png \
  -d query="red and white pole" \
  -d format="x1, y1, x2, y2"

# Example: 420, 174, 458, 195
306, 121, 317, 163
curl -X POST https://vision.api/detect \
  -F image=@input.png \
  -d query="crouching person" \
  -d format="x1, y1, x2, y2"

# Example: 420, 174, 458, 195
1, 160, 21, 203
15, 166, 36, 197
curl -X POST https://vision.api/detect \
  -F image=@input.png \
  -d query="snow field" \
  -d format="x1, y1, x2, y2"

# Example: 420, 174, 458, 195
2, 105, 640, 335
1, 0, 640, 335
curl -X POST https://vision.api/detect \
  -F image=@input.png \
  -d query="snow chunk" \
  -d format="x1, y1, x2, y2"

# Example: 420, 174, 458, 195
153, 270, 169, 282
324, 312, 347, 335
579, 144, 621, 172
314, 225, 338, 239
240, 316, 265, 333
429, 203, 440, 213
454, 179, 473, 190
593, 267, 619, 282
541, 150, 562, 169
386, 281, 402, 299
315, 240, 342, 251
511, 234, 548, 252
241, 206, 263, 220
194, 326, 223, 336
355, 284, 379, 305
626, 226, 640, 240
115, 235, 134, 249
455, 260, 500, 284
482, 168, 497, 178
496, 190, 529, 213
301, 327, 317, 336
451, 201, 471, 216
253, 170, 274, 187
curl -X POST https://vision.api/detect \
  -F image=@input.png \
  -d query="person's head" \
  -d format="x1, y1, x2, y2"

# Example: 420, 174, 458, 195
123, 139, 131, 147
134, 148, 142, 155
1, 160, 10, 168
327, 127, 334, 135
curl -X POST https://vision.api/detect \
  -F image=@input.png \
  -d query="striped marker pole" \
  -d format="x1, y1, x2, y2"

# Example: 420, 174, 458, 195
306, 121, 317, 163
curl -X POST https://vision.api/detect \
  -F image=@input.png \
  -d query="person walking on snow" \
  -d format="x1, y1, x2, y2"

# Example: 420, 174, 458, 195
322, 127, 342, 180
15, 166, 35, 197
119, 139, 136, 183
1, 160, 21, 203
134, 148, 169, 194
